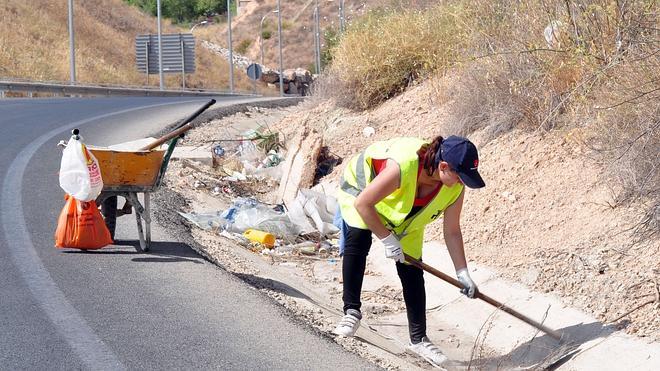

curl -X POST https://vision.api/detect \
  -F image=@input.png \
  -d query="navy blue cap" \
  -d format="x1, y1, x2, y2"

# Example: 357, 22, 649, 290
436, 136, 485, 189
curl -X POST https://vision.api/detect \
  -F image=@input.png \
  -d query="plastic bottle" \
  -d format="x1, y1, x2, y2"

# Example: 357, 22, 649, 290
243, 229, 276, 247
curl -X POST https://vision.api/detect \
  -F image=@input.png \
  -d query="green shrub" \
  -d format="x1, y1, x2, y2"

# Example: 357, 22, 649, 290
320, 27, 340, 71
123, 0, 227, 23
261, 30, 272, 40
236, 39, 252, 55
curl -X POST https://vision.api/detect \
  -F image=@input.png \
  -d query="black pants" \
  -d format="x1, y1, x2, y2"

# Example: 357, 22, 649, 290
342, 222, 427, 343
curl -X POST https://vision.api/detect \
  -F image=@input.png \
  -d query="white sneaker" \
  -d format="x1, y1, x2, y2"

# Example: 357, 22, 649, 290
407, 336, 448, 367
333, 309, 362, 337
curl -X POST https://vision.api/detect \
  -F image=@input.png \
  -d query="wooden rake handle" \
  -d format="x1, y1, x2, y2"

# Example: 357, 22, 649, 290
139, 99, 216, 151
404, 253, 562, 341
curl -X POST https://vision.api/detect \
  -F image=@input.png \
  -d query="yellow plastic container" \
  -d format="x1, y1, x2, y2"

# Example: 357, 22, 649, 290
243, 229, 276, 248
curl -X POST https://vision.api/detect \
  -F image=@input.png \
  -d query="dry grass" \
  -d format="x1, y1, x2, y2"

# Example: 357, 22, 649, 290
0, 0, 252, 91
327, 3, 471, 109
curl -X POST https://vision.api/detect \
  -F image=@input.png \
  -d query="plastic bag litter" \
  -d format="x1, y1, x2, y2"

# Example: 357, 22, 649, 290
261, 150, 283, 167
286, 189, 339, 236
180, 198, 300, 238
237, 139, 261, 164
242, 161, 284, 181
224, 198, 300, 238
178, 211, 227, 230
59, 134, 103, 202
54, 194, 113, 249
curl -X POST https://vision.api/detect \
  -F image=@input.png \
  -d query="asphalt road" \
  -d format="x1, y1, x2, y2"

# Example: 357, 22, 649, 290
0, 97, 377, 370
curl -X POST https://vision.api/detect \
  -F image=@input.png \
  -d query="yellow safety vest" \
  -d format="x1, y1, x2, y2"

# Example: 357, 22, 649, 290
337, 137, 464, 259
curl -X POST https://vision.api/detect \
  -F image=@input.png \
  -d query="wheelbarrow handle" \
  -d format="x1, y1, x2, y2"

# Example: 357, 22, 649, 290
139, 99, 216, 151
403, 253, 563, 341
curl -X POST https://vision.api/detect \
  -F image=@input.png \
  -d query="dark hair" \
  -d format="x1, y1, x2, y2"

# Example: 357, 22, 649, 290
418, 135, 444, 176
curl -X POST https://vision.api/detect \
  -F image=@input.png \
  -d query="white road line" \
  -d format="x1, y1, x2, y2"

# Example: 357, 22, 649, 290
0, 100, 199, 370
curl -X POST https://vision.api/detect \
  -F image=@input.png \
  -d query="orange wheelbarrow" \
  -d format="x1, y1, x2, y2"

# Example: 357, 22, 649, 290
89, 99, 215, 252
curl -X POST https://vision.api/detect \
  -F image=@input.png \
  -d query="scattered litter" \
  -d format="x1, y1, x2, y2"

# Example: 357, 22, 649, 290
223, 197, 300, 237
224, 171, 247, 182
211, 145, 225, 168
243, 229, 276, 247
178, 211, 227, 230
221, 158, 244, 175
363, 126, 375, 137
294, 241, 318, 255
287, 188, 339, 236
213, 145, 225, 157
243, 161, 284, 181
262, 150, 284, 167
237, 139, 262, 164
544, 20, 563, 49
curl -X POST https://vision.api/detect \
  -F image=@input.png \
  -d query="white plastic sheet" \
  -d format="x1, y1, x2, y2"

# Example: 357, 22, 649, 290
287, 188, 339, 236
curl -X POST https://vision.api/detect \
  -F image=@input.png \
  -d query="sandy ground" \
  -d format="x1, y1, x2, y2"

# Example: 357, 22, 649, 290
153, 81, 658, 368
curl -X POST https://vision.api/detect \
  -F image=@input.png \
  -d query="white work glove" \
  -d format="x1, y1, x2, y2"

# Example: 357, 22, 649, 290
457, 268, 478, 298
380, 233, 405, 263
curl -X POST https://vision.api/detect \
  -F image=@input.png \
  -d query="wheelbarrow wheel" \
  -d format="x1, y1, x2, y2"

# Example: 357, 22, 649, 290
101, 196, 117, 240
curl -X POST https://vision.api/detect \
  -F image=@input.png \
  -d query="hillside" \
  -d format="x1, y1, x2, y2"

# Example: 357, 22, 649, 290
0, 0, 252, 90
194, 0, 384, 72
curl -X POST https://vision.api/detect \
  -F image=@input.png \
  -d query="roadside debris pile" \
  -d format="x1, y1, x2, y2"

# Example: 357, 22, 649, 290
202, 40, 313, 95
170, 113, 343, 263
260, 68, 313, 96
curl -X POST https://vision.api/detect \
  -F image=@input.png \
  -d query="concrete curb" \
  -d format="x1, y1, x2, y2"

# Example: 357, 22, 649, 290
407, 240, 660, 370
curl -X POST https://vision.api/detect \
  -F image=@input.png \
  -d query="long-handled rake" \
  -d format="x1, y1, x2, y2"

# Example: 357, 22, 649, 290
404, 253, 563, 341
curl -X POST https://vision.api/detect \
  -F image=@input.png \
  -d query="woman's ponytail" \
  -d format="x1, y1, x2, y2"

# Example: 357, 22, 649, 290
418, 135, 444, 176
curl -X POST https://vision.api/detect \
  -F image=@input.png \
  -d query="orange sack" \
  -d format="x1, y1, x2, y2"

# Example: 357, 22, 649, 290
54, 194, 113, 249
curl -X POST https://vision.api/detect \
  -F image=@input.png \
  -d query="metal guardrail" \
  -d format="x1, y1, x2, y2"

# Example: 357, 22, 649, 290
0, 79, 252, 98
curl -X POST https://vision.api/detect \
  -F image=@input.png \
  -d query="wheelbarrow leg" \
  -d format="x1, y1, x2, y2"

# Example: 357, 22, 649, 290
144, 192, 151, 249
134, 206, 148, 253
126, 192, 148, 253
101, 195, 117, 240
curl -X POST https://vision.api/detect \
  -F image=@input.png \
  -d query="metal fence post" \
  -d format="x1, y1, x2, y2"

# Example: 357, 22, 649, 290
277, 0, 284, 97
157, 0, 164, 90
180, 36, 186, 89
145, 41, 150, 85
68, 0, 76, 84
227, 0, 234, 93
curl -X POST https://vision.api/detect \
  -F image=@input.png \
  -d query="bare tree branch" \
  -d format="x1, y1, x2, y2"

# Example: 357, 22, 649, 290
597, 87, 660, 110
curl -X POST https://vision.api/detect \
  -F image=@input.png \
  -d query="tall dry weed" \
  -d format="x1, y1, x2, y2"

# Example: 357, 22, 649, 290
327, 3, 471, 109
578, 56, 659, 242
